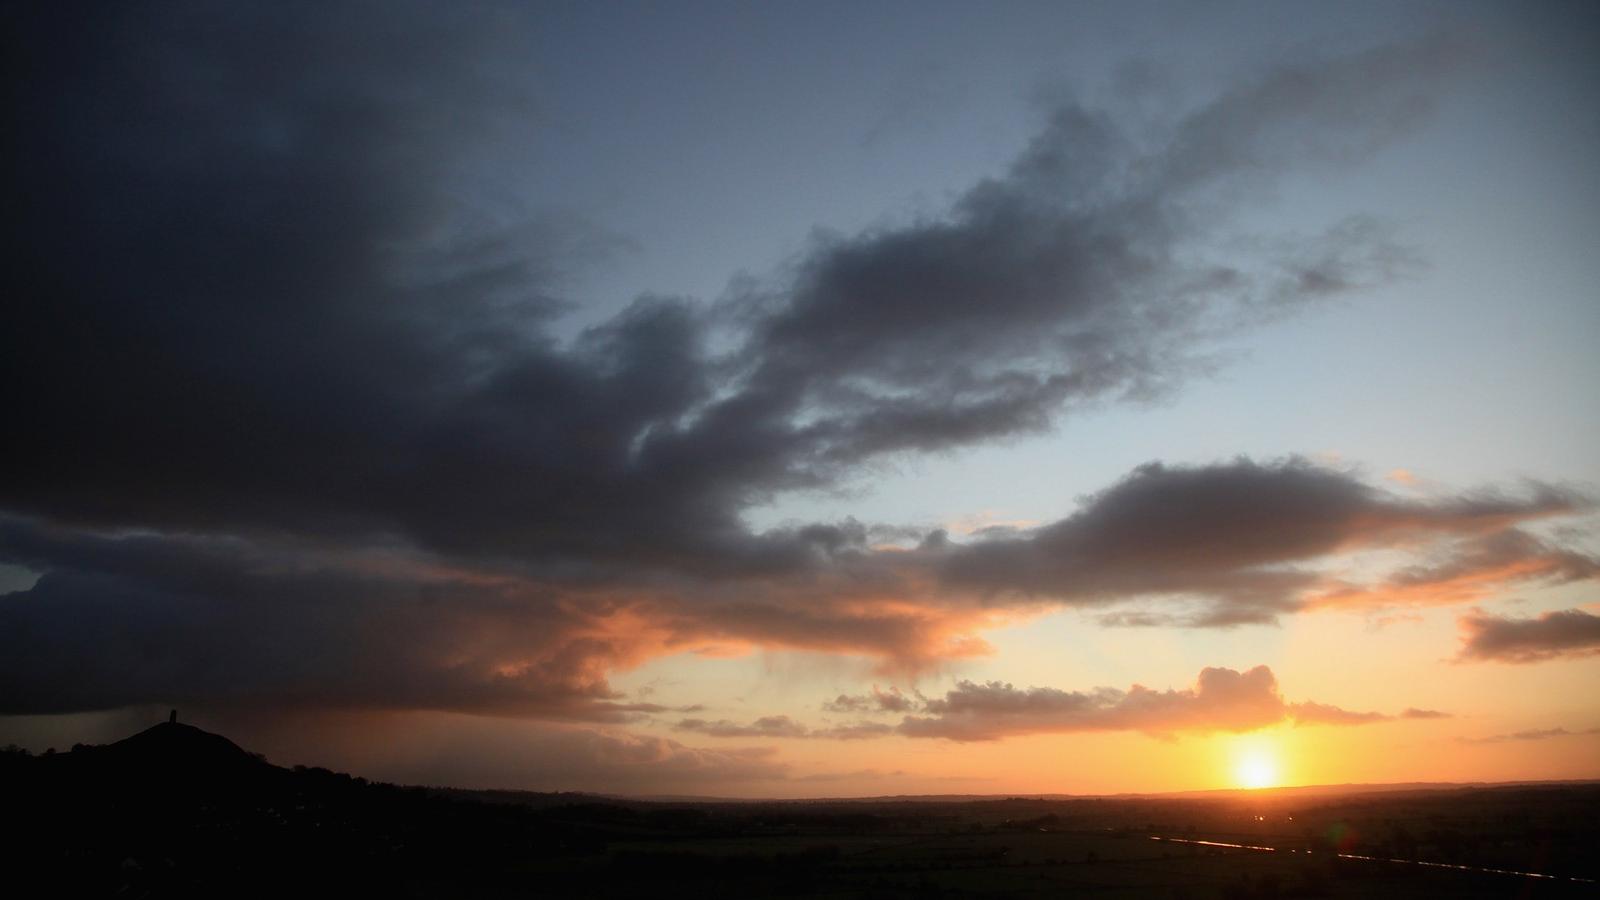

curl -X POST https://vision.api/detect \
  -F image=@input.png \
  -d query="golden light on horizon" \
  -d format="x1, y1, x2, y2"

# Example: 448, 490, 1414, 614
1232, 738, 1281, 790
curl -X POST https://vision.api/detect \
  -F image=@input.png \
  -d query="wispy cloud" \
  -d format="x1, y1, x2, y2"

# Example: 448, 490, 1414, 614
1457, 726, 1600, 745
822, 686, 919, 714
674, 716, 895, 741
674, 716, 811, 739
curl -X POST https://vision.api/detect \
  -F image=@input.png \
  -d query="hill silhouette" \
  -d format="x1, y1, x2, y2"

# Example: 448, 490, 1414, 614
4, 717, 1596, 898
4, 717, 588, 897
103, 719, 260, 766
42, 719, 268, 780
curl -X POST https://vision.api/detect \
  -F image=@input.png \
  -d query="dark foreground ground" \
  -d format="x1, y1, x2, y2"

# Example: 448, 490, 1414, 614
3, 721, 1595, 898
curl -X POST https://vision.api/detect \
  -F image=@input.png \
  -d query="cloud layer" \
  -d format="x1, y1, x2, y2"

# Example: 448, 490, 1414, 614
4, 457, 1591, 717
3, 5, 1589, 729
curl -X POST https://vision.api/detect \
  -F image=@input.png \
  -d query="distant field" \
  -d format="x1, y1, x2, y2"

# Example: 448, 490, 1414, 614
493, 786, 1598, 897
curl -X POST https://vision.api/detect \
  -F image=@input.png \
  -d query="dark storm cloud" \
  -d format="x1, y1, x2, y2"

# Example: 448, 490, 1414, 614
2, 5, 1461, 571
1455, 609, 1600, 663
0, 3, 1516, 717
894, 666, 1396, 742
0, 2, 741, 572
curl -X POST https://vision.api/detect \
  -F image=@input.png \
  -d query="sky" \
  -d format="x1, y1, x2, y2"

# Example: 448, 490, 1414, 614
1, 1, 1597, 798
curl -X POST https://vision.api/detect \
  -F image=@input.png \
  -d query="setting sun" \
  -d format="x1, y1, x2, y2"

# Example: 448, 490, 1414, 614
1234, 744, 1281, 790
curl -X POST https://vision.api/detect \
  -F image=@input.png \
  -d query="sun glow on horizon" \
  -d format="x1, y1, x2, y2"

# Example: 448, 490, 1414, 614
1232, 739, 1281, 790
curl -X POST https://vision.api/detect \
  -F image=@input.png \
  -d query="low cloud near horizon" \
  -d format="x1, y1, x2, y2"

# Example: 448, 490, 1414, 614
674, 666, 1429, 743
898, 666, 1413, 741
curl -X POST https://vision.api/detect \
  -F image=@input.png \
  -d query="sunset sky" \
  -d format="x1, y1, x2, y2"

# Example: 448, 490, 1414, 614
3, 1, 1597, 798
